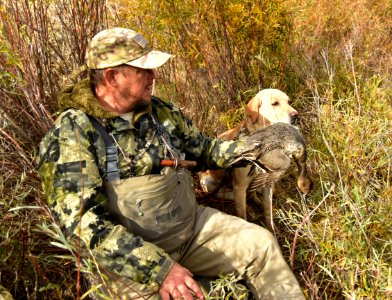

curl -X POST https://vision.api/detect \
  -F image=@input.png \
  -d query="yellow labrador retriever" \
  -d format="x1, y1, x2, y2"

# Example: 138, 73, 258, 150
217, 88, 299, 140
200, 89, 312, 232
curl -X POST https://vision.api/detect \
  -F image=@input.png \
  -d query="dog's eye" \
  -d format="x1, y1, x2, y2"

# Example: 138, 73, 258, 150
272, 102, 279, 106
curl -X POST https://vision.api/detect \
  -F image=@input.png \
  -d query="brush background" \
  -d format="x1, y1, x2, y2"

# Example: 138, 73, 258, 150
0, 0, 391, 299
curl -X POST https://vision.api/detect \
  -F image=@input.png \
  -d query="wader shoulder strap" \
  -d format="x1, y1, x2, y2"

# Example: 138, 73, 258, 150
88, 116, 120, 182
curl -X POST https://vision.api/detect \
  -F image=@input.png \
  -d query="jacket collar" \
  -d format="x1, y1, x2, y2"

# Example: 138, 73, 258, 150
58, 78, 151, 123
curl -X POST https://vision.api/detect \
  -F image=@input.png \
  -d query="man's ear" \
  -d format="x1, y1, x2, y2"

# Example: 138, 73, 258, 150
102, 68, 118, 87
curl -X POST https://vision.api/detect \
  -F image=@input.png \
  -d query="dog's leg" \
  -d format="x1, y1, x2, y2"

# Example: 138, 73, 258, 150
250, 185, 275, 233
250, 185, 274, 233
232, 167, 250, 220
262, 185, 275, 233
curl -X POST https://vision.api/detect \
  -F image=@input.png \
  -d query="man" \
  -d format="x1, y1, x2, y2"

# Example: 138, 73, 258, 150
37, 27, 305, 299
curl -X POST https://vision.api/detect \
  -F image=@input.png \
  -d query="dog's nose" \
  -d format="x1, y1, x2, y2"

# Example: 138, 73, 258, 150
291, 111, 299, 124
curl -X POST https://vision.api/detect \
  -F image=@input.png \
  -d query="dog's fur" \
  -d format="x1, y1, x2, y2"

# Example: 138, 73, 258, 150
199, 89, 312, 232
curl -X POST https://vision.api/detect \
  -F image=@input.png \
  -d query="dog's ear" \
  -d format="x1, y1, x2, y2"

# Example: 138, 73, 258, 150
245, 96, 261, 124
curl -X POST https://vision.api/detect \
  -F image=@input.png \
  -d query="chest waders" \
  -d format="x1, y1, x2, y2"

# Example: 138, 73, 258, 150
89, 115, 197, 253
88, 116, 306, 300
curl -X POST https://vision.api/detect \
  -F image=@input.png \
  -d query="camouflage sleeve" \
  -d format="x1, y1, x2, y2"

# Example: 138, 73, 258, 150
154, 98, 245, 171
37, 109, 173, 288
180, 124, 245, 170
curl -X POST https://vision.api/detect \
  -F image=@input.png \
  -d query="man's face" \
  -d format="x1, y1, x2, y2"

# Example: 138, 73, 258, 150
115, 65, 156, 112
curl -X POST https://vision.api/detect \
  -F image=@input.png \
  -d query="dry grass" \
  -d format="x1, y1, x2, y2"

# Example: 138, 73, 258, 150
1, 0, 107, 298
1, 0, 391, 298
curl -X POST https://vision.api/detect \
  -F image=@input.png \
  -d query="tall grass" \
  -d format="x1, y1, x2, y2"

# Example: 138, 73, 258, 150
1, 0, 391, 298
120, 0, 294, 133
274, 1, 392, 298
0, 0, 108, 298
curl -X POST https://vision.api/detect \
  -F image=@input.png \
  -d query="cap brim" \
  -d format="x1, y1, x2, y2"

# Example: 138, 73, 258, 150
126, 50, 173, 69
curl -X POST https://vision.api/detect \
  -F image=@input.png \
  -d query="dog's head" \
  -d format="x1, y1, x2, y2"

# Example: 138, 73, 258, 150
245, 89, 299, 131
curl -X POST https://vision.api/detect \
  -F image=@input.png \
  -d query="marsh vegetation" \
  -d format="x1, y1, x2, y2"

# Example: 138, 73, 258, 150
0, 0, 391, 298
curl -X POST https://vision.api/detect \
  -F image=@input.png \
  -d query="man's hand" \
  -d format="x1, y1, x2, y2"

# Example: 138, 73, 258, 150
159, 261, 204, 300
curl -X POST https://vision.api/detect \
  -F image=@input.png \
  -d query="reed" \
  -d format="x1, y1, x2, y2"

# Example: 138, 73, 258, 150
0, 0, 390, 298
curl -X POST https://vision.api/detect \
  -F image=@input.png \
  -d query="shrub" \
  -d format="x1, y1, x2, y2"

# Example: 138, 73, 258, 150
0, 0, 391, 298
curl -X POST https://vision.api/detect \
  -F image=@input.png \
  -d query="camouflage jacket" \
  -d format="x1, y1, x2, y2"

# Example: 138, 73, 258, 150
37, 78, 244, 288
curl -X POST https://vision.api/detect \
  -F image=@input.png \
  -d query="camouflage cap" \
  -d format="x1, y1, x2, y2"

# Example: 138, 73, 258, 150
86, 27, 172, 69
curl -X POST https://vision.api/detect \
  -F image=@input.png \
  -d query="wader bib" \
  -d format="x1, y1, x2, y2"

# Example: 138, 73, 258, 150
104, 167, 197, 252
89, 114, 197, 253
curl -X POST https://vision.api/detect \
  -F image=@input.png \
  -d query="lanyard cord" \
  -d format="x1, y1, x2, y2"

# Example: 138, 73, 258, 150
150, 114, 181, 161
110, 130, 158, 176
115, 113, 180, 176
90, 113, 181, 178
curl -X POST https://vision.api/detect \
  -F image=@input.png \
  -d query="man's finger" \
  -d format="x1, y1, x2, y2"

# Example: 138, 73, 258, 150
170, 288, 182, 299
160, 290, 170, 300
185, 279, 204, 300
178, 284, 197, 300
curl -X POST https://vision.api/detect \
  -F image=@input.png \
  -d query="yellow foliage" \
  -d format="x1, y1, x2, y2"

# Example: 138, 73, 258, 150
2, 0, 391, 298
110, 0, 293, 132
